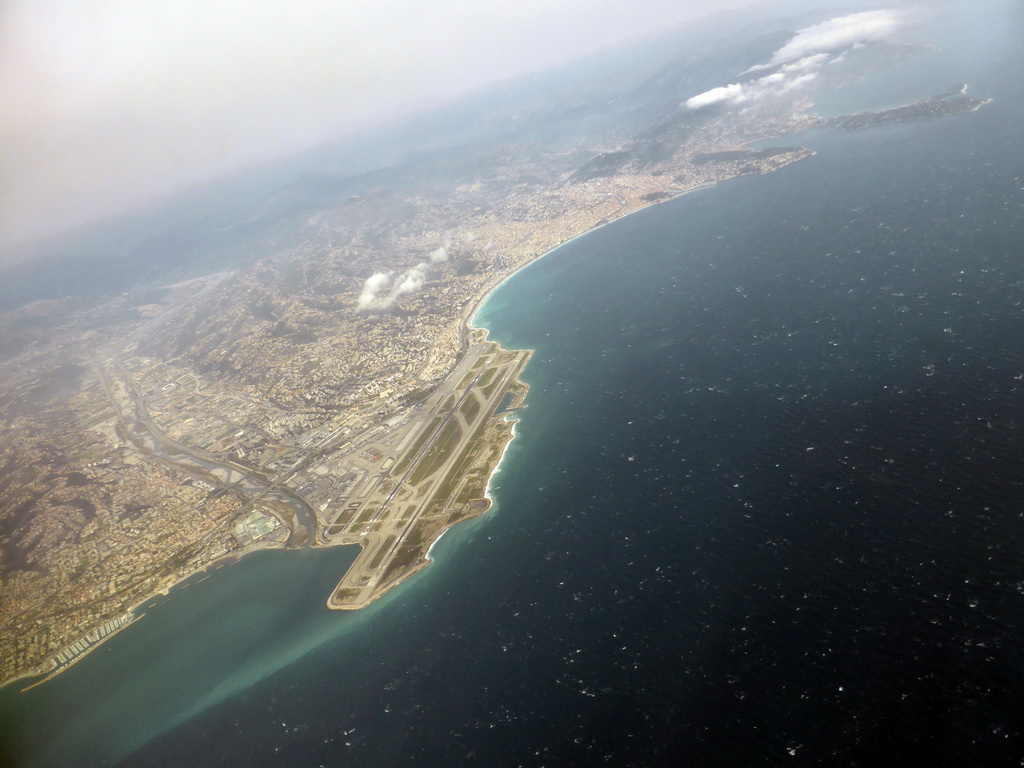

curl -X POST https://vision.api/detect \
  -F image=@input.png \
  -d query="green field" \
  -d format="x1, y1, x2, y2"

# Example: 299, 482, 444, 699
369, 536, 396, 569
392, 417, 441, 475
432, 413, 496, 503
479, 366, 505, 398
458, 393, 481, 422
331, 507, 358, 530
354, 506, 377, 525
409, 419, 463, 485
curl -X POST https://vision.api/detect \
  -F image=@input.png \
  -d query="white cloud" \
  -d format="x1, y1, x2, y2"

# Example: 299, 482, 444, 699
430, 245, 448, 263
358, 261, 434, 310
747, 10, 907, 72
686, 10, 907, 112
357, 271, 393, 308
391, 263, 428, 297
778, 72, 818, 93
780, 53, 831, 73
685, 67, 819, 110
685, 82, 749, 109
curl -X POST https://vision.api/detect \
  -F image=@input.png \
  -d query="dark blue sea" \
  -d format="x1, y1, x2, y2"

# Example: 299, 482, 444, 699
3, 3, 1024, 766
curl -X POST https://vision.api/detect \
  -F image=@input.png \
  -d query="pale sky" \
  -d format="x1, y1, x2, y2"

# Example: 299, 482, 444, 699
0, 0, 759, 250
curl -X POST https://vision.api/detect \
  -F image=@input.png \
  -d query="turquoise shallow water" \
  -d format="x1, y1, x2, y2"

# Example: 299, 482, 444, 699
0, 546, 363, 765
4, 3, 1024, 766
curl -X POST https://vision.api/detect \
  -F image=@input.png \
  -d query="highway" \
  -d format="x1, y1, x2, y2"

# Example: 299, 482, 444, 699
98, 362, 318, 546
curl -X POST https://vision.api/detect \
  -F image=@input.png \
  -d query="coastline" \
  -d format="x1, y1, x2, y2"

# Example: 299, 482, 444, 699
5, 160, 808, 692
16, 612, 144, 693
419, 398, 522, 564
381, 180, 719, 593
462, 178, 725, 337
482, 413, 520, 507
4, 5, 1019, 761
338, 417, 513, 611
357, 398, 526, 607
324, 342, 531, 611
6, 546, 275, 693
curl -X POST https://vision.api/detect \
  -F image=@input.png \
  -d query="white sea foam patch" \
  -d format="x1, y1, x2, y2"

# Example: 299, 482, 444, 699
424, 527, 451, 562
484, 417, 519, 507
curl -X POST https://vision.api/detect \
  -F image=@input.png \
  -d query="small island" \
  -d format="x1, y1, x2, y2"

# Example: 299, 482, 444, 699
825, 85, 990, 130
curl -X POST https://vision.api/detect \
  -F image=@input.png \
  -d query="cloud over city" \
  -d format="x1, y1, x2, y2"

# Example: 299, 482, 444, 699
357, 271, 394, 309
430, 238, 451, 264
686, 82, 748, 109
685, 9, 908, 111
684, 64, 822, 109
392, 263, 429, 298
358, 238, 462, 310
746, 10, 909, 73
357, 267, 426, 311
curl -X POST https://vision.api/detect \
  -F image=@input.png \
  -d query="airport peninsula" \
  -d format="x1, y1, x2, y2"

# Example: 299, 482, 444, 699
0, 31, 989, 688
0, 110, 814, 688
